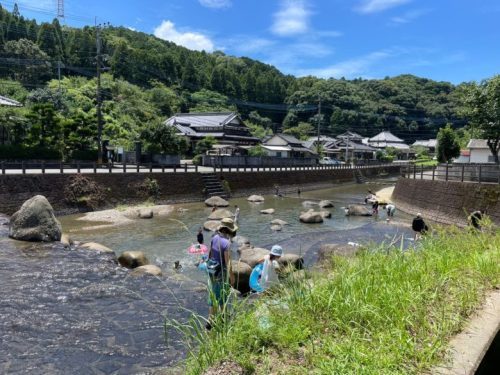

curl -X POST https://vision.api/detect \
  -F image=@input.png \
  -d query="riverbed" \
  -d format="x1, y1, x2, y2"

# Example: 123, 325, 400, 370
1, 181, 414, 374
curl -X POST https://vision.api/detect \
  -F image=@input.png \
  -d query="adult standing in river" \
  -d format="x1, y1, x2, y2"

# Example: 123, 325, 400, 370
234, 205, 240, 224
206, 218, 238, 330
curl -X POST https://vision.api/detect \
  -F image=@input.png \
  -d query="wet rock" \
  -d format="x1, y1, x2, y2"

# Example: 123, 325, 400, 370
80, 242, 115, 254
118, 251, 149, 269
138, 208, 153, 219
203, 220, 220, 232
247, 195, 264, 202
299, 210, 324, 224
319, 200, 334, 208
347, 204, 372, 216
131, 265, 162, 276
205, 196, 229, 207
270, 224, 282, 231
60, 233, 73, 248
231, 262, 253, 294
260, 208, 275, 215
208, 209, 233, 220
238, 247, 269, 268
278, 254, 304, 269
233, 235, 250, 248
302, 201, 318, 207
9, 195, 62, 242
318, 244, 359, 263
320, 210, 332, 219
271, 219, 288, 226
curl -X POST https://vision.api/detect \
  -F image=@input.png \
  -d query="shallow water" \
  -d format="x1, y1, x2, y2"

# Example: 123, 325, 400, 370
1, 180, 415, 374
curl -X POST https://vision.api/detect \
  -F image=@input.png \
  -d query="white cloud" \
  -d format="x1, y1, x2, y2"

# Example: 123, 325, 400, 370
356, 0, 411, 14
271, 0, 311, 36
295, 50, 392, 78
390, 9, 430, 24
199, 0, 232, 9
154, 20, 215, 52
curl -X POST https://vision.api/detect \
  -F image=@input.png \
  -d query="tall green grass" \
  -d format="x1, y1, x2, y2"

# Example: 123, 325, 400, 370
174, 226, 499, 374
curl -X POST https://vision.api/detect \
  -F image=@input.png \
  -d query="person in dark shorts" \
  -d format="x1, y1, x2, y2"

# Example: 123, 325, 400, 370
197, 227, 204, 244
412, 213, 428, 240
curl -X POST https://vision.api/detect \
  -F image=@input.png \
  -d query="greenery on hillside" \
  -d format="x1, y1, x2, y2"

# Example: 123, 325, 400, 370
0, 4, 495, 158
173, 226, 499, 374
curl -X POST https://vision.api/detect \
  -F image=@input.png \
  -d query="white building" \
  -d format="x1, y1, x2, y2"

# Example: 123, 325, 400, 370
467, 139, 499, 163
368, 131, 413, 159
262, 134, 316, 158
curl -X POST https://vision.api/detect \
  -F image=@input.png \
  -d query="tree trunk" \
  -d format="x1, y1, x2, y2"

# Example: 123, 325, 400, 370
487, 138, 500, 165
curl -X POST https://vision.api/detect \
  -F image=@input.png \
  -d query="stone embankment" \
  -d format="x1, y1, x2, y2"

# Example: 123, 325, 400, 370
392, 178, 500, 226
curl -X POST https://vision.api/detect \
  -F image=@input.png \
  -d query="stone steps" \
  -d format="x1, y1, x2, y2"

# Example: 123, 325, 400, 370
201, 173, 228, 198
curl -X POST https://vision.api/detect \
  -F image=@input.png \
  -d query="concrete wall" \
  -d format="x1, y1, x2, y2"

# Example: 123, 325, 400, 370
392, 178, 500, 226
0, 165, 402, 215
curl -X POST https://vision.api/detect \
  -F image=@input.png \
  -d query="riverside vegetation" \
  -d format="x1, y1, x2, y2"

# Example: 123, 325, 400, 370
169, 225, 499, 374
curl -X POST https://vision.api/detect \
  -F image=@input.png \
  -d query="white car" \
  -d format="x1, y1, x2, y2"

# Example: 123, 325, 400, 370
320, 157, 343, 165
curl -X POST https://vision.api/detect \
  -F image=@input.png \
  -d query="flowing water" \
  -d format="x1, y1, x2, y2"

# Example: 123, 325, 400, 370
1, 181, 415, 374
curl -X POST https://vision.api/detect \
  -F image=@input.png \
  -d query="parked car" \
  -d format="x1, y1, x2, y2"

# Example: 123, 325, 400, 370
320, 157, 343, 165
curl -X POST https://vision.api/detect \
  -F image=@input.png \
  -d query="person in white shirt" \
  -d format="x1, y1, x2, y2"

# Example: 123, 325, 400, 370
234, 205, 240, 224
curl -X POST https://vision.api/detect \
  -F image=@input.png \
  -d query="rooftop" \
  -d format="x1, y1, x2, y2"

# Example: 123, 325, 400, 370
369, 131, 405, 143
0, 95, 22, 107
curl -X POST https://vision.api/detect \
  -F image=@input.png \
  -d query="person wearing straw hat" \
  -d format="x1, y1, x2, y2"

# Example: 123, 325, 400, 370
206, 217, 238, 329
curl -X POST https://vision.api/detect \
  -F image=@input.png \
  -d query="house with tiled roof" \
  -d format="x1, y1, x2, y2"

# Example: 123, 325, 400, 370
368, 130, 413, 159
262, 134, 317, 158
412, 139, 437, 154
467, 139, 499, 163
164, 112, 259, 150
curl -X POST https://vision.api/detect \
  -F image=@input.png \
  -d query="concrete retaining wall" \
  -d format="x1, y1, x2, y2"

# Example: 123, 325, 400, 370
0, 165, 401, 215
392, 178, 500, 226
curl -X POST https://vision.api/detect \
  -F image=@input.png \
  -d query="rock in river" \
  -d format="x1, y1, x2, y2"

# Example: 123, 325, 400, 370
131, 265, 163, 276
320, 210, 332, 219
318, 243, 359, 263
270, 224, 282, 231
299, 210, 324, 224
138, 208, 153, 219
238, 247, 270, 268
347, 204, 372, 216
208, 209, 233, 220
205, 196, 229, 207
79, 242, 115, 254
271, 219, 288, 226
60, 233, 73, 248
118, 251, 149, 269
231, 262, 253, 294
319, 200, 334, 208
233, 235, 250, 248
247, 195, 265, 202
9, 195, 62, 242
203, 220, 220, 232
260, 208, 275, 215
278, 254, 304, 269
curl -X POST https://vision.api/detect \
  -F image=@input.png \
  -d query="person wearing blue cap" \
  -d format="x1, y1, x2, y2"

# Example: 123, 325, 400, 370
249, 245, 283, 293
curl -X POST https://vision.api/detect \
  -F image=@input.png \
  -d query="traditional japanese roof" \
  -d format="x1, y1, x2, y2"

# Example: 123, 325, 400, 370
369, 131, 404, 143
337, 131, 364, 141
0, 95, 22, 107
166, 112, 237, 128
412, 139, 437, 148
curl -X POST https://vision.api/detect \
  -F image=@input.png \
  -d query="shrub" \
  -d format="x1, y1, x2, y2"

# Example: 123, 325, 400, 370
192, 154, 202, 165
69, 149, 98, 161
64, 174, 105, 210
0, 145, 60, 160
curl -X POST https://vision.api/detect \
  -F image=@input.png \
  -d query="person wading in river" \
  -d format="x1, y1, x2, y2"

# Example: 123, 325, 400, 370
412, 213, 428, 240
206, 218, 238, 330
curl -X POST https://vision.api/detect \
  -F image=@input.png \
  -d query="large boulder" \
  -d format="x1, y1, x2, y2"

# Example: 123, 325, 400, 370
131, 264, 162, 276
205, 196, 229, 207
231, 262, 253, 294
260, 208, 275, 215
299, 210, 324, 224
319, 200, 334, 208
233, 235, 250, 248
320, 210, 332, 219
247, 195, 265, 203
271, 219, 288, 226
208, 209, 233, 220
80, 242, 115, 254
302, 201, 318, 208
318, 244, 359, 263
9, 195, 62, 242
278, 254, 304, 270
347, 204, 372, 216
138, 208, 153, 219
203, 220, 220, 232
270, 224, 282, 231
238, 247, 269, 268
118, 251, 149, 269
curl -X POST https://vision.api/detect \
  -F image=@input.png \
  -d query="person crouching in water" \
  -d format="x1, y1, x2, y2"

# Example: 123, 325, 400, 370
250, 245, 283, 293
412, 213, 428, 240
385, 203, 396, 221
206, 218, 238, 330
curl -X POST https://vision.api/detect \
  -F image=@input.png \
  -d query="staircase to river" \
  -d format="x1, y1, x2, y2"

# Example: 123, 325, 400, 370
354, 169, 367, 184
201, 173, 228, 198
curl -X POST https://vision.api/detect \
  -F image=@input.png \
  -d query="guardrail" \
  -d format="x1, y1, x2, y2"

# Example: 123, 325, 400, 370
402, 163, 500, 184
0, 161, 407, 175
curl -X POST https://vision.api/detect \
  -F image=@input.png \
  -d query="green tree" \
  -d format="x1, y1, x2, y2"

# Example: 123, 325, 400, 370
436, 124, 461, 163
459, 75, 500, 164
248, 144, 267, 156
63, 112, 96, 152
194, 136, 216, 155
283, 122, 313, 140
246, 122, 273, 139
2, 39, 51, 84
26, 103, 62, 148
141, 123, 188, 155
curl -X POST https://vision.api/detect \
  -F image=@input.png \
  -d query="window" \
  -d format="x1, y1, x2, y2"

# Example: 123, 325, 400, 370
276, 152, 282, 157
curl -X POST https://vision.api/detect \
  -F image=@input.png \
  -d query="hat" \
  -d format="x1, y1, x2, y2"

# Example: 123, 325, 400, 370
416, 213, 422, 218
270, 245, 283, 257
217, 217, 239, 234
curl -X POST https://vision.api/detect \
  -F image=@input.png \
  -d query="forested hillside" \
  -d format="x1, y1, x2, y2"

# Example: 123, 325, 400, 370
0, 3, 469, 157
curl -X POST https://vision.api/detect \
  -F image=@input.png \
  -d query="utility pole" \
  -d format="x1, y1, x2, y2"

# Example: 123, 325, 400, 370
345, 133, 350, 163
95, 22, 105, 165
316, 96, 321, 153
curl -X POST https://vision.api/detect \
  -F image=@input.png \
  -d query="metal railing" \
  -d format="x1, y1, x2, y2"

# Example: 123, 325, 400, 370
402, 163, 500, 184
0, 160, 407, 175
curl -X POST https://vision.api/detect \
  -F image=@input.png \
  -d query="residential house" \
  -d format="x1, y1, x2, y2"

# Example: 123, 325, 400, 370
467, 139, 499, 163
262, 134, 317, 158
368, 131, 412, 159
412, 139, 437, 154
337, 131, 365, 143
0, 95, 22, 145
164, 112, 259, 152
304, 135, 337, 152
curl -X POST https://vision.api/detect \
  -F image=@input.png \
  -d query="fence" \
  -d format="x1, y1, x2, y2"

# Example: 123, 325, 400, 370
402, 163, 500, 184
202, 155, 319, 167
0, 160, 407, 175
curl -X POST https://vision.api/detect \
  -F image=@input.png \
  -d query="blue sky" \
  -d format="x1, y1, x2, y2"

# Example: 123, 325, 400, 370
9, 0, 500, 83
